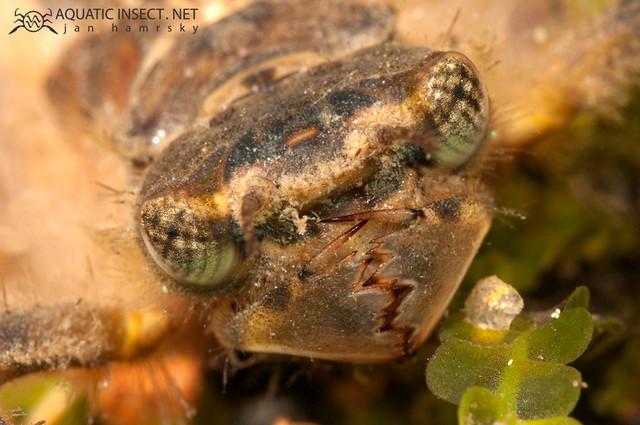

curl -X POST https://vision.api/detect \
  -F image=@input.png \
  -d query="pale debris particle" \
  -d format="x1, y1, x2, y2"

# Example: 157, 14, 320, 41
464, 276, 524, 330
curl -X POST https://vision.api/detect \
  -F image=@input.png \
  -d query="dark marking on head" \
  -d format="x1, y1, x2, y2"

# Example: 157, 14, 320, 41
326, 89, 379, 118
224, 132, 263, 180
260, 284, 292, 311
431, 198, 461, 222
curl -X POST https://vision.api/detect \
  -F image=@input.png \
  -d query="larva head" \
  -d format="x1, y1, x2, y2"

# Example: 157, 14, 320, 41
139, 194, 239, 290
416, 51, 490, 167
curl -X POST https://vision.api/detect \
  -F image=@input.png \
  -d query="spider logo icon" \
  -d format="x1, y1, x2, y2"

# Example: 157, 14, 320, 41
9, 8, 57, 34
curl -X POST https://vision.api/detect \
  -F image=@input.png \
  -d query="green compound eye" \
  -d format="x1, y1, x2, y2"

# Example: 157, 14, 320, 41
422, 51, 490, 167
139, 195, 239, 290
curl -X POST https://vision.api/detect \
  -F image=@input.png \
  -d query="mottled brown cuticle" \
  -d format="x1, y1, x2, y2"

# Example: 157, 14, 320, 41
260, 285, 293, 312
430, 198, 461, 222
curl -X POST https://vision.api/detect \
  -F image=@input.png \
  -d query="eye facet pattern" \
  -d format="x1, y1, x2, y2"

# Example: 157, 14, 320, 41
423, 52, 489, 167
139, 195, 238, 289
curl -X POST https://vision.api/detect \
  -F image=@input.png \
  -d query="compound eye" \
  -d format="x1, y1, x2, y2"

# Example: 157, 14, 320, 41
422, 51, 489, 167
139, 195, 238, 290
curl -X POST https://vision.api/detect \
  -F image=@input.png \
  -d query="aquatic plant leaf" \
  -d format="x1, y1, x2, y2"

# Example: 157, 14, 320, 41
515, 360, 582, 419
427, 285, 592, 425
427, 341, 509, 404
458, 387, 499, 425
527, 308, 593, 365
